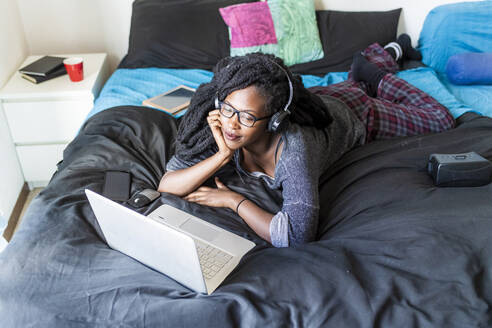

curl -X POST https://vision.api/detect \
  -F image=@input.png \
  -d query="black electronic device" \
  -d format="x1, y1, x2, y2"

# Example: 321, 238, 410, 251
127, 189, 161, 208
102, 171, 131, 201
427, 152, 492, 187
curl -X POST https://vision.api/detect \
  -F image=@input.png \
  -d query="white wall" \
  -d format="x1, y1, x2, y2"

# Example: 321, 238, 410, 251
0, 0, 28, 238
0, 0, 28, 87
315, 0, 478, 46
16, 0, 133, 72
15, 0, 479, 70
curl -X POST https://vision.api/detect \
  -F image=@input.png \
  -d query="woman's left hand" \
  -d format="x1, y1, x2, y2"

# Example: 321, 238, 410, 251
184, 177, 243, 210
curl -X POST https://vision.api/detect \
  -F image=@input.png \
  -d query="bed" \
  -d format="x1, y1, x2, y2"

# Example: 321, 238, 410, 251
1, 1, 492, 327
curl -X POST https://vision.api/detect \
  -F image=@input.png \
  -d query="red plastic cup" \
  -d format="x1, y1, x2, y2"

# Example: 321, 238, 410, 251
63, 57, 84, 82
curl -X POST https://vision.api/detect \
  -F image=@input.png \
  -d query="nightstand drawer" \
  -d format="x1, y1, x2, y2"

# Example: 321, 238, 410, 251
4, 99, 92, 144
16, 144, 67, 183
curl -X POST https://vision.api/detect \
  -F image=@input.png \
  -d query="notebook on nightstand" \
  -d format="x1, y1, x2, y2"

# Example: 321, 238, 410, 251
19, 56, 65, 77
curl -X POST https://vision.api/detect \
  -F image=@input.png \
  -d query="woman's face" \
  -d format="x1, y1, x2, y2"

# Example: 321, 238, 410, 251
219, 85, 270, 150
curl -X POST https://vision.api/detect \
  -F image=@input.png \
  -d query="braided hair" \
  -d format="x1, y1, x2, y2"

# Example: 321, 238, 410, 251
175, 53, 333, 161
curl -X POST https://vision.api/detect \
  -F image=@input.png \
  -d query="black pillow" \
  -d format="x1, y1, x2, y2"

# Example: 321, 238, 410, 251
290, 9, 402, 76
119, 0, 257, 70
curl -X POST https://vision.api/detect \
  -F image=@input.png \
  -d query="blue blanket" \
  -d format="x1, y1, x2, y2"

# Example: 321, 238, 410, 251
88, 68, 349, 119
89, 67, 481, 121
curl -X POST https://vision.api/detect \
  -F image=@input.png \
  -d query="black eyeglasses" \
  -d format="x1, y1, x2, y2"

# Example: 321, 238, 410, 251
217, 101, 272, 127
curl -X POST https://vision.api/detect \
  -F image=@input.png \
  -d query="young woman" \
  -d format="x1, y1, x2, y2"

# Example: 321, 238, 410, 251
158, 35, 455, 248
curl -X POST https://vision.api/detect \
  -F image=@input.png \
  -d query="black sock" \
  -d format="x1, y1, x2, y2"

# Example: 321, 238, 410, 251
351, 53, 387, 97
385, 47, 398, 61
397, 33, 422, 61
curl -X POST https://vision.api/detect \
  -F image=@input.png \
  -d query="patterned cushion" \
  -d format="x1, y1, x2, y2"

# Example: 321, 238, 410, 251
219, 0, 324, 66
220, 2, 277, 48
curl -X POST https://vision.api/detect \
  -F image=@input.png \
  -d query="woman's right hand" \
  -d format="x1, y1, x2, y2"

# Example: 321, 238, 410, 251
207, 110, 234, 161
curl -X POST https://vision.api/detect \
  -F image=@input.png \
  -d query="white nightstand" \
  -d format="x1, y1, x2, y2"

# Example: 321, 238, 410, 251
0, 53, 110, 188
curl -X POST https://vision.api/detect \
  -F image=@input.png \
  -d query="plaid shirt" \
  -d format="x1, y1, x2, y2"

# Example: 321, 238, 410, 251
309, 43, 455, 143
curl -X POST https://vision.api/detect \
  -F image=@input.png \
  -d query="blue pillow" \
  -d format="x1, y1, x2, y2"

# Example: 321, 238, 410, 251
419, 1, 492, 73
446, 53, 492, 85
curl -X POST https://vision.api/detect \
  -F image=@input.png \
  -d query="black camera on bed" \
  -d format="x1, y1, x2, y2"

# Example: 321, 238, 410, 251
427, 151, 492, 187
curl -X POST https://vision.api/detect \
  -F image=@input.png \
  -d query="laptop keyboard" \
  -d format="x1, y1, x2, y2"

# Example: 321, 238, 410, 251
196, 242, 233, 280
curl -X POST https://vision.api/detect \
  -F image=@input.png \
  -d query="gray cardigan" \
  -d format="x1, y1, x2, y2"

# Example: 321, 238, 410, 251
166, 95, 366, 247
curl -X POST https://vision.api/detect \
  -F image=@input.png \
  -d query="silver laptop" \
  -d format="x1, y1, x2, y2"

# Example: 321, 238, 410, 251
85, 189, 255, 294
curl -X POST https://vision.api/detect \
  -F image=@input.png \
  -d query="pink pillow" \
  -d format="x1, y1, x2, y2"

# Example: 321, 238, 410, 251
219, 2, 277, 48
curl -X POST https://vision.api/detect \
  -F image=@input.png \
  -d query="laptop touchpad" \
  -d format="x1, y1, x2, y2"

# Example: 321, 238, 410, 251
180, 219, 220, 242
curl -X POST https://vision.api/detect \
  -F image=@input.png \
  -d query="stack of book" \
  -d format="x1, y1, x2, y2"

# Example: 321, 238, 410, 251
19, 56, 67, 84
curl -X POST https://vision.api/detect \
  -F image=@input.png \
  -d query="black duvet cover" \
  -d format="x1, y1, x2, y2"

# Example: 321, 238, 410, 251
1, 106, 491, 327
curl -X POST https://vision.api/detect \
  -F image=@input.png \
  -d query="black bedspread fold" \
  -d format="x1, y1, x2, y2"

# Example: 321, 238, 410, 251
1, 106, 491, 327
